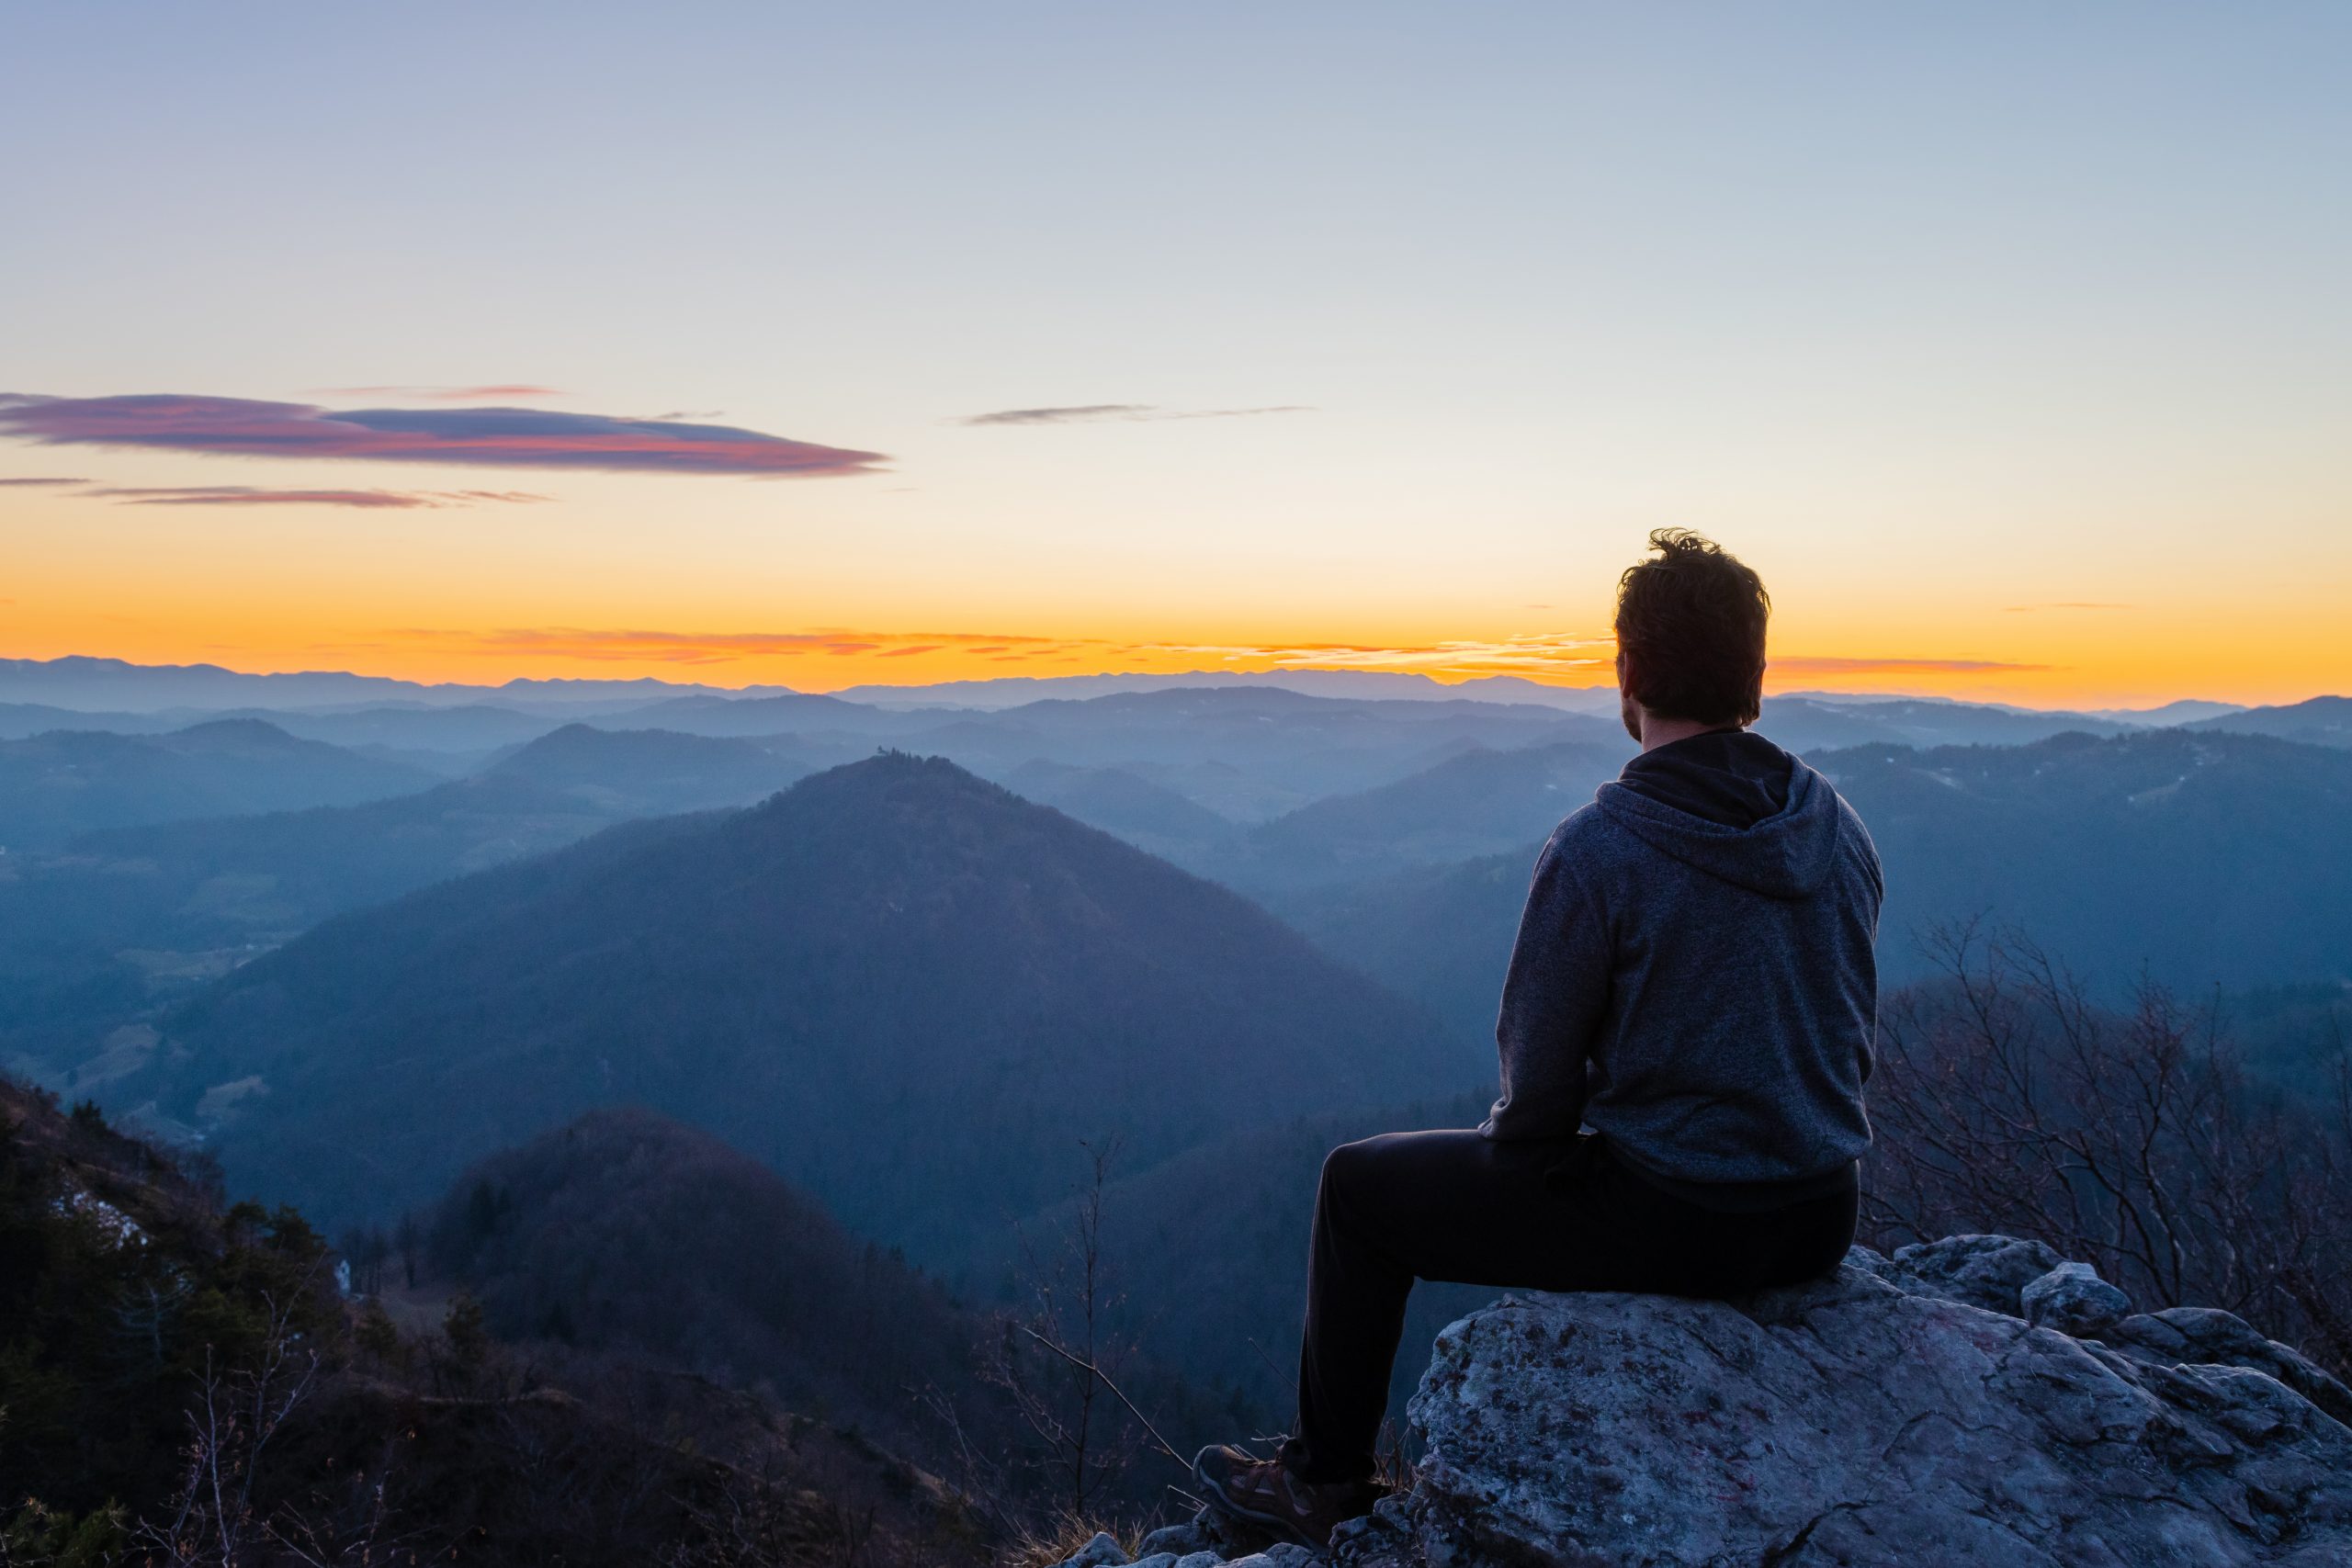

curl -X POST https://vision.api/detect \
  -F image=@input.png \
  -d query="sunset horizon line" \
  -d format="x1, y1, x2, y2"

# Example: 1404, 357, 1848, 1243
2, 646, 2327, 716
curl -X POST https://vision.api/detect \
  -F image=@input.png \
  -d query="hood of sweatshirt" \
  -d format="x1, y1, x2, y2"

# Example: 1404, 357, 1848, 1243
1595, 728, 1838, 899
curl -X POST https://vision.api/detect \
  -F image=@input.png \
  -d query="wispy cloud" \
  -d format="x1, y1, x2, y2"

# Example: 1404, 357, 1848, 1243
959, 403, 1311, 426
0, 475, 89, 486
81, 485, 552, 510
406, 627, 1090, 666
368, 625, 2052, 686
2003, 602, 2131, 613
0, 393, 887, 477
314, 384, 564, 400
405, 626, 1605, 678
1137, 632, 1613, 677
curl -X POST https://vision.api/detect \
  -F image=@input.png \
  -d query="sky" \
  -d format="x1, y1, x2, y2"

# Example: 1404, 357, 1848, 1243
4, 4, 2347, 708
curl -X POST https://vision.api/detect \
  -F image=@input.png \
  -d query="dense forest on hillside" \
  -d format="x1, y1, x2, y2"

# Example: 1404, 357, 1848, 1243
423, 1109, 989, 1453
0, 1079, 997, 1567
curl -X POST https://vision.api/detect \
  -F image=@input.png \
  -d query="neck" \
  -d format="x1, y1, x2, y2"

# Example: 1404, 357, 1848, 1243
1636, 715, 1741, 753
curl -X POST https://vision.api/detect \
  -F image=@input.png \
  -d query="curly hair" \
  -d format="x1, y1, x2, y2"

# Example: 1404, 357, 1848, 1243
1613, 528, 1770, 725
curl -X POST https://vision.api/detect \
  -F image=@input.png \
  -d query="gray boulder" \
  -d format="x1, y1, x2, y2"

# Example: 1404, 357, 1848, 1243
1057, 1532, 1130, 1568
1136, 1520, 1216, 1560
2104, 1307, 2352, 1428
1881, 1232, 2064, 1314
1404, 1239, 2352, 1566
2021, 1259, 2133, 1337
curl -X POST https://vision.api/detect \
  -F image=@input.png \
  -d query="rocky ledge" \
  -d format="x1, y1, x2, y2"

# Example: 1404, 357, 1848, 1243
1067, 1235, 2352, 1568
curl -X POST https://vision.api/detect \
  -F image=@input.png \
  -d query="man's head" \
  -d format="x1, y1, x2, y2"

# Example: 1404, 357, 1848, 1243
1613, 528, 1770, 743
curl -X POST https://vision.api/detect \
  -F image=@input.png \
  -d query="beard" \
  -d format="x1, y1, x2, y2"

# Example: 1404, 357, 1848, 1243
1620, 691, 1643, 743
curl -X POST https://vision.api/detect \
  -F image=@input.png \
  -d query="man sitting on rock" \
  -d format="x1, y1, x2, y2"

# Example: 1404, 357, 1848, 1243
1193, 529, 1883, 1548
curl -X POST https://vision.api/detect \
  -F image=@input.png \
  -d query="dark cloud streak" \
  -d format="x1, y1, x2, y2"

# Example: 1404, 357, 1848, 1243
0, 393, 886, 477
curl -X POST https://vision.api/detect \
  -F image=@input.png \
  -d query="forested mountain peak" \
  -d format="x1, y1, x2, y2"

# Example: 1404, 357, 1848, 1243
426, 1106, 982, 1450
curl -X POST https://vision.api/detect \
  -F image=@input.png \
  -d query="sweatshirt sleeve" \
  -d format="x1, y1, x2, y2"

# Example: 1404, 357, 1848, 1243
1480, 829, 1611, 1141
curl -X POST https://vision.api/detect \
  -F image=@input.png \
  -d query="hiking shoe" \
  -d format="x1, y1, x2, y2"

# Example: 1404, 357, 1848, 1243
1191, 1443, 1381, 1550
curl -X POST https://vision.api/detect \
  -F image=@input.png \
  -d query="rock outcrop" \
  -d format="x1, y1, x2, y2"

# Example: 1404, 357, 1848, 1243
1397, 1237, 2352, 1566
1061, 1236, 2352, 1568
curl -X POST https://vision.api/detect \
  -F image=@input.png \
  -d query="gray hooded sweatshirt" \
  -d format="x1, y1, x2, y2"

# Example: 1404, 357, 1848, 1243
1482, 728, 1881, 1206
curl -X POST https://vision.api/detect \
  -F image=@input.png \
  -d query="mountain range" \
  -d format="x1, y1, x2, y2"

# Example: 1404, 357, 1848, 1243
0, 717, 436, 850
6, 651, 2301, 728
0, 725, 815, 1080
136, 753, 1475, 1247
1271, 728, 2352, 1044
2186, 694, 2352, 749
1200, 738, 1627, 893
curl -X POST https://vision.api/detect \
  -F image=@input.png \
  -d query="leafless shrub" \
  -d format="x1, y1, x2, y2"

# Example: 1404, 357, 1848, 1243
1865, 924, 2352, 1372
980, 1138, 1182, 1533
130, 1291, 394, 1567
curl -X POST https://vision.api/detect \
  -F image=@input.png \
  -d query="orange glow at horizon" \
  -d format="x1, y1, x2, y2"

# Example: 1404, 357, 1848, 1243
3, 600, 2341, 712
6, 452, 2348, 713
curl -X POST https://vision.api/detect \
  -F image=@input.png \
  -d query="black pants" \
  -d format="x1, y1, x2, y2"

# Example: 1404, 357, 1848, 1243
1278, 1129, 1857, 1484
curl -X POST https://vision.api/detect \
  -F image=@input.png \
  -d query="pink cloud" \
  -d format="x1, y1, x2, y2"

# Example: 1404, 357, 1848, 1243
0, 393, 886, 477
432, 384, 562, 400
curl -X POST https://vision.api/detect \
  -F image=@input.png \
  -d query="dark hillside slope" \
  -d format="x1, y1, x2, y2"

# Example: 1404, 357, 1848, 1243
155, 754, 1473, 1249
1001, 758, 1241, 863
0, 1077, 347, 1519
0, 718, 435, 848
0, 1078, 988, 1566
982, 1091, 1502, 1438
429, 1108, 984, 1453
1273, 852, 1531, 1043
